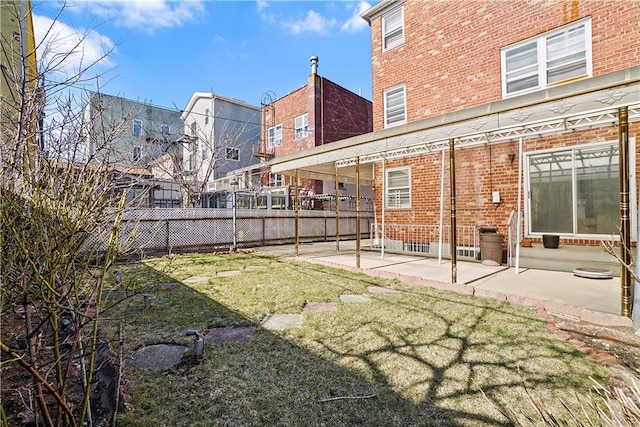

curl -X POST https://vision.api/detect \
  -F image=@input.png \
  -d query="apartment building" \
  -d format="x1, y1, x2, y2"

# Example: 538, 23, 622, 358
271, 0, 640, 255
258, 56, 373, 209
360, 0, 640, 247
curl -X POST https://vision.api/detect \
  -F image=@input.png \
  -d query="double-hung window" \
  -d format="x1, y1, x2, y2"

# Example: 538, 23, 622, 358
132, 119, 142, 136
385, 167, 411, 208
382, 6, 404, 52
384, 84, 406, 128
133, 146, 141, 162
268, 124, 282, 147
294, 113, 308, 139
160, 124, 170, 141
502, 18, 591, 97
226, 147, 239, 161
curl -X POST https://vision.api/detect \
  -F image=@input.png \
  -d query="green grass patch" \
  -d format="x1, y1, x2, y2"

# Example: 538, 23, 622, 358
105, 252, 609, 426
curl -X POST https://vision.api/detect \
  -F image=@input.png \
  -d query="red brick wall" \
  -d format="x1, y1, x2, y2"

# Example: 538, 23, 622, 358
261, 73, 372, 200
373, 122, 640, 244
369, 0, 640, 130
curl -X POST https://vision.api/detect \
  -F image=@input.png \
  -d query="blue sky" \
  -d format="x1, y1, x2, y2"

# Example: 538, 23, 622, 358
33, 0, 377, 112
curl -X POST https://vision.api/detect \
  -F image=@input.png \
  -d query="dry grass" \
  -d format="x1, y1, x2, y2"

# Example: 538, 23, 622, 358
103, 252, 612, 426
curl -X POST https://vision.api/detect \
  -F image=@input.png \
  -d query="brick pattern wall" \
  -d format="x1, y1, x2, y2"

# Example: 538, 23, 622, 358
369, 0, 640, 130
373, 122, 640, 243
261, 73, 373, 203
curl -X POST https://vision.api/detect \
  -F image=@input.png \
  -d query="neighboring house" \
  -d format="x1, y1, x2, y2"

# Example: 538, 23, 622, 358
254, 56, 373, 210
81, 92, 184, 207
180, 92, 260, 205
270, 0, 640, 252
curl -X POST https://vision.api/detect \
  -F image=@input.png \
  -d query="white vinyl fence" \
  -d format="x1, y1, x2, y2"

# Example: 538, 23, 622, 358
118, 208, 373, 254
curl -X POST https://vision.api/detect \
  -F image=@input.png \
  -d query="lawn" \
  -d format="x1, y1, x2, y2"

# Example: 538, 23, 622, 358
105, 251, 608, 426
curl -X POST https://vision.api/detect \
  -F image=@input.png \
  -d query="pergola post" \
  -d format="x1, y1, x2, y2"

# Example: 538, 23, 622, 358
618, 107, 632, 318
356, 156, 361, 269
294, 168, 299, 257
335, 166, 340, 252
449, 139, 457, 283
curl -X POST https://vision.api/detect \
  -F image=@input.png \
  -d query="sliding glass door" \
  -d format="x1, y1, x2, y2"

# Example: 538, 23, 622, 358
527, 142, 620, 236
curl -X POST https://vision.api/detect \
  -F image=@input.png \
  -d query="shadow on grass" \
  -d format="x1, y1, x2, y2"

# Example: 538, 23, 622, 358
106, 253, 606, 427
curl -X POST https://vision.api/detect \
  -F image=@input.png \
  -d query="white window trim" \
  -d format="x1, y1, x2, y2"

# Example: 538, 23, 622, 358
268, 124, 283, 147
294, 113, 309, 140
382, 6, 404, 52
501, 18, 592, 98
385, 166, 411, 209
226, 147, 239, 161
132, 119, 142, 136
383, 84, 407, 128
523, 138, 636, 239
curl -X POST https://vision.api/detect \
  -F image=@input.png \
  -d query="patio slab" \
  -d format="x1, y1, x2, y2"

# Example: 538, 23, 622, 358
340, 294, 371, 304
183, 276, 211, 284
125, 344, 187, 370
217, 270, 241, 277
204, 327, 255, 344
302, 302, 338, 313
260, 314, 303, 330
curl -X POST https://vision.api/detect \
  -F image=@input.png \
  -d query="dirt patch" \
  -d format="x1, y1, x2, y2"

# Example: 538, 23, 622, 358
544, 309, 640, 379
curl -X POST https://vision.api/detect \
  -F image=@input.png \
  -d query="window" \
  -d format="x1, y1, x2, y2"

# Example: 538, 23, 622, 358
268, 124, 282, 147
502, 19, 591, 97
202, 148, 209, 160
294, 113, 309, 139
384, 84, 406, 127
132, 119, 142, 136
226, 147, 239, 161
189, 153, 196, 170
160, 124, 170, 141
133, 146, 141, 162
269, 173, 284, 186
382, 7, 404, 51
385, 167, 410, 208
204, 108, 210, 125
527, 141, 628, 236
190, 121, 197, 137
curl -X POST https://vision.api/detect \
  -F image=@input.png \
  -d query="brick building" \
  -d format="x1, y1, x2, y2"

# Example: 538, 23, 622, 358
271, 0, 640, 257
256, 56, 373, 209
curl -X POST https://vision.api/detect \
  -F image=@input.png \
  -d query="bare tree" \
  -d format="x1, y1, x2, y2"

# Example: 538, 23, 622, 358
1, 2, 139, 426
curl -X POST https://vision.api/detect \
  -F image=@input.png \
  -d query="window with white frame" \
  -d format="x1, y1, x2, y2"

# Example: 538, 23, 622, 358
502, 18, 591, 97
268, 124, 282, 147
269, 173, 284, 186
190, 121, 197, 137
385, 167, 411, 208
132, 119, 142, 136
294, 113, 308, 139
384, 84, 406, 128
382, 6, 404, 52
226, 147, 239, 161
204, 108, 210, 125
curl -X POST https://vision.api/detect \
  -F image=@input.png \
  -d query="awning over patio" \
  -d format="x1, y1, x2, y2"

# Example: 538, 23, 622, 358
271, 66, 640, 183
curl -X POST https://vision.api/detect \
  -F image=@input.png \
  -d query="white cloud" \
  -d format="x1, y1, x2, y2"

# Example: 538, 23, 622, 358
283, 10, 338, 36
71, 0, 206, 34
341, 1, 371, 33
256, 0, 268, 12
33, 14, 116, 77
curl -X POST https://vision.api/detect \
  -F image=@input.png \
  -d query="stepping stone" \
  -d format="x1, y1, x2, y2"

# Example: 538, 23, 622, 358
245, 266, 267, 271
573, 267, 613, 279
368, 286, 399, 294
204, 327, 255, 344
260, 314, 303, 330
302, 302, 338, 313
340, 294, 371, 304
183, 276, 211, 284
217, 270, 241, 277
146, 282, 178, 290
125, 344, 187, 370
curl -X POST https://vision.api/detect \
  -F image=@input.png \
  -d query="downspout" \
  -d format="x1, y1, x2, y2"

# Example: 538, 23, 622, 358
515, 137, 523, 274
